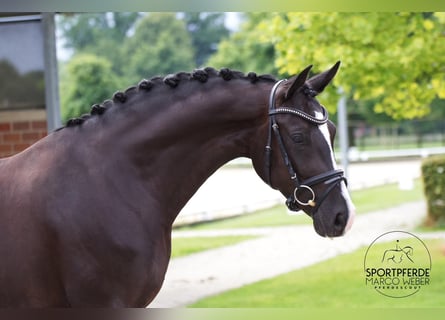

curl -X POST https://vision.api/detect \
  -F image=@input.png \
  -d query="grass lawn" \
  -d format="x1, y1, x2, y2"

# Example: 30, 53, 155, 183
171, 235, 256, 258
191, 239, 445, 308
176, 180, 424, 231
351, 179, 424, 214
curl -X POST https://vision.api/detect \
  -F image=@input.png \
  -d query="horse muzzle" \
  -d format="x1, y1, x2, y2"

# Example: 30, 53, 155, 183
285, 169, 347, 212
284, 169, 353, 237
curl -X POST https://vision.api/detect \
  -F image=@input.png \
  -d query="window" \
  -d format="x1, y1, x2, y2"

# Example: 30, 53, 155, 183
0, 15, 45, 110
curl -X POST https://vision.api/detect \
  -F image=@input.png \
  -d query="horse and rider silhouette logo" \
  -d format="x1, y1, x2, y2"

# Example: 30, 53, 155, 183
381, 240, 414, 264
364, 231, 431, 298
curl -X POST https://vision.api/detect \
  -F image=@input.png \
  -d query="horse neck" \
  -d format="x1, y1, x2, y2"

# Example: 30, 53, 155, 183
88, 79, 272, 224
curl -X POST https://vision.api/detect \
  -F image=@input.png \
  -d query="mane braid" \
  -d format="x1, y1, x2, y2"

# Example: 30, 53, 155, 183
163, 74, 181, 88
59, 67, 277, 130
113, 91, 127, 103
191, 69, 208, 82
91, 104, 106, 116
219, 68, 233, 81
138, 79, 154, 91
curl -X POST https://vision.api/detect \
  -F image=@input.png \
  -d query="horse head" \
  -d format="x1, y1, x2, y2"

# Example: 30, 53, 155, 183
252, 62, 355, 237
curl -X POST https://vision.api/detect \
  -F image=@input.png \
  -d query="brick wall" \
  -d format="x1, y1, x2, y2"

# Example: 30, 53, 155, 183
0, 119, 47, 158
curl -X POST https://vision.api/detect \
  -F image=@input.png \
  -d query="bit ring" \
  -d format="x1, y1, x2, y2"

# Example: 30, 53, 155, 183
293, 185, 316, 207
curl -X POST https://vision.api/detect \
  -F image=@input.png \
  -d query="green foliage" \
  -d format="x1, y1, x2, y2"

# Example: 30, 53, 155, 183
421, 155, 445, 225
59, 13, 196, 86
59, 13, 141, 51
58, 13, 198, 121
182, 13, 230, 67
58, 12, 229, 78
124, 13, 195, 83
58, 13, 140, 85
207, 13, 279, 76
60, 54, 118, 122
260, 12, 445, 120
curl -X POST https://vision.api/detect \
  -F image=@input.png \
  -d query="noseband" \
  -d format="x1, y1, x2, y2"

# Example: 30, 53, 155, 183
264, 80, 347, 213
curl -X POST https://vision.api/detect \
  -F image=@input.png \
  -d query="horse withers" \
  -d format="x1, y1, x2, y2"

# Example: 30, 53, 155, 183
0, 63, 354, 307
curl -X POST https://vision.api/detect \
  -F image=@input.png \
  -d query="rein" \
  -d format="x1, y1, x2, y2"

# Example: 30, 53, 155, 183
264, 80, 347, 213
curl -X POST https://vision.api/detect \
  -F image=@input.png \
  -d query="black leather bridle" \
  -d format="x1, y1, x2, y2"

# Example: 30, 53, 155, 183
264, 79, 347, 213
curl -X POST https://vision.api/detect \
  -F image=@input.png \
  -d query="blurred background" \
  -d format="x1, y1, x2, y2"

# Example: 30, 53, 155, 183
1, 12, 444, 307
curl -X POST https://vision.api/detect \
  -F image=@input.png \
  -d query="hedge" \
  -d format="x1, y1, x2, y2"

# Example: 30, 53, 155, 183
421, 155, 445, 225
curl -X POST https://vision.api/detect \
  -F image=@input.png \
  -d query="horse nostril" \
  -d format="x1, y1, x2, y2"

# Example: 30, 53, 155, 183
334, 212, 347, 230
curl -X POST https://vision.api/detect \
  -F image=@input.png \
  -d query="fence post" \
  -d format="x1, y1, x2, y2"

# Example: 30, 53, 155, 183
42, 13, 61, 132
337, 87, 349, 179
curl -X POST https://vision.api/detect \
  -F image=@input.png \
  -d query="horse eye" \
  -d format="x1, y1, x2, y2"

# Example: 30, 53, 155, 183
291, 133, 305, 144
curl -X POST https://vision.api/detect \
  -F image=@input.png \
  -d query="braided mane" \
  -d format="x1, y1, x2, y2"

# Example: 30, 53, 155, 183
60, 67, 276, 130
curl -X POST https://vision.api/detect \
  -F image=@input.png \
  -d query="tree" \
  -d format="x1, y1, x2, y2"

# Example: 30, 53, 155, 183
259, 12, 445, 120
58, 13, 142, 87
58, 12, 228, 75
58, 13, 141, 51
123, 13, 195, 82
60, 54, 118, 121
181, 13, 230, 67
207, 13, 279, 76
58, 13, 197, 95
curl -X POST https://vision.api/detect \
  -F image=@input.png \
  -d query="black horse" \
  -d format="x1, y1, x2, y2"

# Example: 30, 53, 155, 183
0, 63, 355, 307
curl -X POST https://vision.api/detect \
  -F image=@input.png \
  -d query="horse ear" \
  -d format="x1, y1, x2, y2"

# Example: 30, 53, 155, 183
284, 65, 313, 100
307, 61, 341, 94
